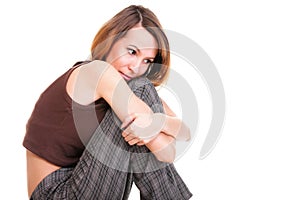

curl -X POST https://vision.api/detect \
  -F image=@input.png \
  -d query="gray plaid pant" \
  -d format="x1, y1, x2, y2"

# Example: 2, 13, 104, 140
30, 77, 192, 200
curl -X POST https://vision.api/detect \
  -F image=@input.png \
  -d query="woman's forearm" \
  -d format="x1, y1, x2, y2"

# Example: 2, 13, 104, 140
160, 98, 191, 141
71, 60, 153, 122
95, 61, 153, 121
162, 116, 191, 141
145, 133, 175, 163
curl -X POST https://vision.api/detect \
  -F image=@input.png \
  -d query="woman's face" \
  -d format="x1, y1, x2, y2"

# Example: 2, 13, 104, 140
106, 26, 158, 81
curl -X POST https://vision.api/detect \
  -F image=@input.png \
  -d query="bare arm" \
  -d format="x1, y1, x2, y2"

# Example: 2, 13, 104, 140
67, 60, 152, 121
145, 133, 176, 163
121, 98, 190, 163
120, 97, 191, 143
141, 99, 190, 163
142, 99, 178, 163
67, 60, 188, 162
160, 98, 191, 141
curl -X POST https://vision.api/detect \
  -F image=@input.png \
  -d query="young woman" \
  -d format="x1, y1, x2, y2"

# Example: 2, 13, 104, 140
24, 5, 192, 199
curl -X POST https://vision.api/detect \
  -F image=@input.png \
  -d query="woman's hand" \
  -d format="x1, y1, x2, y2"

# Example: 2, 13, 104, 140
121, 113, 167, 145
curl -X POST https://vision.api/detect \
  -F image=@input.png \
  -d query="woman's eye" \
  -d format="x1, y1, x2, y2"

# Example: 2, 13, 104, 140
143, 59, 153, 64
128, 48, 136, 55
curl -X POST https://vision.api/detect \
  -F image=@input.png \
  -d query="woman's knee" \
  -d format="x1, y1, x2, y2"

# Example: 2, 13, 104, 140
127, 77, 154, 93
127, 77, 164, 113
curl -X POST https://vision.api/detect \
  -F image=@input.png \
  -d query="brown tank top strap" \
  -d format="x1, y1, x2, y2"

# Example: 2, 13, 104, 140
72, 60, 92, 68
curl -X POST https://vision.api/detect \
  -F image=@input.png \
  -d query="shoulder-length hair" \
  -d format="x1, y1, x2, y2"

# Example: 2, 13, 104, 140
91, 5, 170, 86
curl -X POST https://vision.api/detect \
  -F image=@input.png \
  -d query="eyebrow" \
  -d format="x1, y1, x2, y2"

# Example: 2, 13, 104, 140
128, 44, 156, 60
128, 45, 141, 53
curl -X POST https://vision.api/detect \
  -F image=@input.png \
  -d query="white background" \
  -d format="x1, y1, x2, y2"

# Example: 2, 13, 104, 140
1, 0, 300, 199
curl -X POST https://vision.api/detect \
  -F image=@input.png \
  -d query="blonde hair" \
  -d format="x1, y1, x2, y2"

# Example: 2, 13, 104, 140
91, 5, 170, 86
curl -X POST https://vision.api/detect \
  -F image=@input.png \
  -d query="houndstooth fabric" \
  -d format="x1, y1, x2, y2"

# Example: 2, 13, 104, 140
30, 77, 192, 200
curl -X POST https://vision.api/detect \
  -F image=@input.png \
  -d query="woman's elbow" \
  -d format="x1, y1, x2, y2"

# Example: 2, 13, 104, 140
185, 127, 191, 141
178, 125, 191, 142
155, 144, 176, 163
156, 154, 175, 164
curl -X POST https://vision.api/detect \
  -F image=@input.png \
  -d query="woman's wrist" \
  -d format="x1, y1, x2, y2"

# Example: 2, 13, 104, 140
162, 115, 191, 141
146, 133, 176, 163
162, 115, 179, 138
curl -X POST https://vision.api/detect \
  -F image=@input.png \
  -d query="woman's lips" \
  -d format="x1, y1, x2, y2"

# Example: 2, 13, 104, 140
119, 72, 132, 81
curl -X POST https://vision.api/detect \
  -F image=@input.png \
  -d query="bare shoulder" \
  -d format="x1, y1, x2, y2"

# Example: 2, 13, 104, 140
80, 60, 112, 71
69, 60, 112, 78
66, 60, 113, 105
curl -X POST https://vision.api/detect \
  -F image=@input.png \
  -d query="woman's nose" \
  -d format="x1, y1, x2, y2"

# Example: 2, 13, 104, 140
129, 65, 139, 74
128, 60, 139, 74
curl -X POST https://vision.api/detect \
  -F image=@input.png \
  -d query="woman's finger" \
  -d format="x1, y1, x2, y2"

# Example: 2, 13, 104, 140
128, 138, 140, 146
122, 129, 129, 137
120, 113, 136, 129
122, 124, 136, 137
124, 134, 136, 142
137, 141, 145, 146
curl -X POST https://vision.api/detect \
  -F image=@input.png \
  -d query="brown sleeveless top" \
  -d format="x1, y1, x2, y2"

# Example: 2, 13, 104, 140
23, 61, 110, 167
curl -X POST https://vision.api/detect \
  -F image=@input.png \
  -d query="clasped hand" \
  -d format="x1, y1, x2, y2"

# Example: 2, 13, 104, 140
121, 112, 166, 146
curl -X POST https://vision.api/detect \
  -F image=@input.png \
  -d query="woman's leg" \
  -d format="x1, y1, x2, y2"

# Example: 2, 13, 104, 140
126, 77, 193, 200
30, 77, 192, 200
30, 108, 134, 200
30, 99, 135, 198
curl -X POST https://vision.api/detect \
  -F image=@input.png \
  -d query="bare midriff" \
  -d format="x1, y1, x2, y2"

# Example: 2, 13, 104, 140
26, 150, 60, 197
